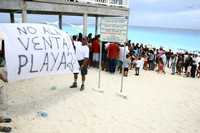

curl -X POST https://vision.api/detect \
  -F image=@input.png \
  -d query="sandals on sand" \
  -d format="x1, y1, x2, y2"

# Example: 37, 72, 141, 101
0, 117, 12, 132
0, 117, 12, 123
0, 126, 12, 133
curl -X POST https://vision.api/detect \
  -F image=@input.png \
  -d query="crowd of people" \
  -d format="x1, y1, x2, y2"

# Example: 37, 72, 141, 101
0, 29, 199, 133
0, 32, 200, 132
0, 32, 200, 87
80, 33, 200, 78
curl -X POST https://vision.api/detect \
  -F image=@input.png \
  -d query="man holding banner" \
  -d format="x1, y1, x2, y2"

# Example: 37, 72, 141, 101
70, 36, 89, 91
0, 40, 7, 82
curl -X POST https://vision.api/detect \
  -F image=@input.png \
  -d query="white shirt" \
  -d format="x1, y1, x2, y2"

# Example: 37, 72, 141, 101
119, 46, 129, 61
196, 56, 200, 64
140, 58, 145, 69
123, 58, 131, 68
105, 42, 110, 49
161, 54, 167, 65
184, 54, 188, 62
193, 57, 197, 65
136, 60, 143, 68
74, 41, 89, 61
0, 39, 2, 51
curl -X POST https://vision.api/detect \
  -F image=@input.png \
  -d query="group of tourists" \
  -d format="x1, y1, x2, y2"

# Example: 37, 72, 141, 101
0, 32, 200, 91
82, 33, 200, 78
0, 32, 200, 133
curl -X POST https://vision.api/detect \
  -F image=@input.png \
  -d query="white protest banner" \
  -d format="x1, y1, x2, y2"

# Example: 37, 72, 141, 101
0, 23, 79, 82
100, 17, 128, 43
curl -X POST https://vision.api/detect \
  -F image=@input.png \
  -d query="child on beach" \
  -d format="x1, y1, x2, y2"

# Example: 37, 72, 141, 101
123, 54, 131, 77
135, 57, 142, 76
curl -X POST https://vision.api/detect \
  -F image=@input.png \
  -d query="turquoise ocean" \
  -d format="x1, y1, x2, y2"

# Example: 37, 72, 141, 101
63, 24, 200, 52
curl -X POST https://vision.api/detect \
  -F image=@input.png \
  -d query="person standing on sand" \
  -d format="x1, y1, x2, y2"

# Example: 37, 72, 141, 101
148, 50, 155, 71
118, 43, 129, 73
160, 52, 167, 74
87, 33, 93, 67
0, 40, 7, 82
176, 54, 183, 75
70, 36, 89, 91
196, 62, 200, 78
158, 58, 165, 74
171, 54, 177, 75
91, 35, 100, 68
166, 49, 173, 68
0, 41, 12, 133
107, 42, 120, 73
191, 55, 197, 78
135, 57, 142, 76
123, 54, 131, 77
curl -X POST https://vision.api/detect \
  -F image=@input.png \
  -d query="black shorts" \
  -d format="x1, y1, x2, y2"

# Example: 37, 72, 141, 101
124, 68, 129, 72
78, 60, 88, 76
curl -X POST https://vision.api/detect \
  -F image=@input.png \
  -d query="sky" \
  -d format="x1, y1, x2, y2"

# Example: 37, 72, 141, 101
130, 0, 200, 29
0, 0, 200, 29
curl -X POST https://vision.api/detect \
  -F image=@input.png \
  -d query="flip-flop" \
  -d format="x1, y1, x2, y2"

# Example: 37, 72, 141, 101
0, 126, 12, 132
0, 117, 12, 123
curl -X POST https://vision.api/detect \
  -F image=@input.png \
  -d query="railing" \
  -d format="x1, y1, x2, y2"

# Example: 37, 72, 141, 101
65, 0, 129, 8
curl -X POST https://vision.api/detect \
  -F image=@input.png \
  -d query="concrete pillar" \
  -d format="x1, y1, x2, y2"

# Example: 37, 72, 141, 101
83, 13, 88, 36
10, 12, 15, 23
22, 0, 27, 23
95, 16, 99, 35
22, 10, 27, 23
59, 14, 62, 29
125, 16, 129, 41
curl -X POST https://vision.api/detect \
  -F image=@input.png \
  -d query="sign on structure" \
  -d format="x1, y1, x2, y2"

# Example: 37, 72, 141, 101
100, 17, 128, 43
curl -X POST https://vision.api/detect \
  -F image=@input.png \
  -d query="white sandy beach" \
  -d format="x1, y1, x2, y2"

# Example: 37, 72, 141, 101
0, 68, 200, 133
